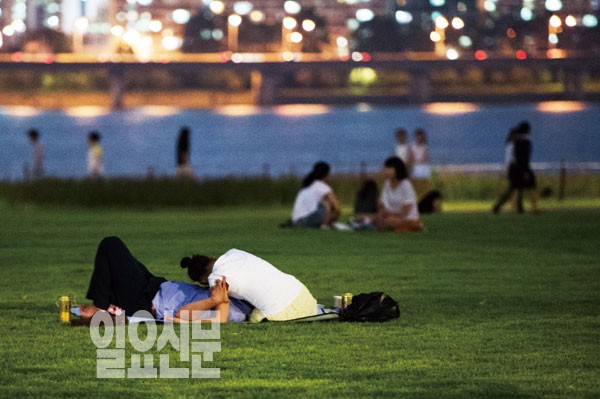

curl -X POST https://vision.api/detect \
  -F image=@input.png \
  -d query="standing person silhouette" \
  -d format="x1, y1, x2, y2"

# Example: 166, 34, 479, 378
493, 127, 518, 214
394, 128, 410, 166
409, 128, 431, 195
176, 127, 193, 178
87, 131, 103, 178
493, 122, 538, 213
27, 129, 44, 179
512, 121, 538, 213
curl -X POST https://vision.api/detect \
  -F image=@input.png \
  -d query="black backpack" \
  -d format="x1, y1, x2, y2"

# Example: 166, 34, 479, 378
340, 292, 400, 322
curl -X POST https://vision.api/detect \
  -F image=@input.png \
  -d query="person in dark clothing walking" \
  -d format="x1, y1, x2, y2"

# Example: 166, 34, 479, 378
511, 121, 538, 213
493, 121, 538, 213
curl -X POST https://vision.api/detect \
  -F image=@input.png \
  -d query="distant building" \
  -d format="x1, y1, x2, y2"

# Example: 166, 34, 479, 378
0, 0, 598, 54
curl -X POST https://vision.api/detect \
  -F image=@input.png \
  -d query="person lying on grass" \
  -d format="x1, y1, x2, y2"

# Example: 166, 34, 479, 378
79, 236, 252, 323
180, 248, 317, 323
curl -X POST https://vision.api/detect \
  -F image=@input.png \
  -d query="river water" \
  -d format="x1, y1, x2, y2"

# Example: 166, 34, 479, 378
1, 101, 599, 180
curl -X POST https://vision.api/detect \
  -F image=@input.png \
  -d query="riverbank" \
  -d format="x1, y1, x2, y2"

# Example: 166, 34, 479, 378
0, 90, 254, 109
2, 86, 600, 109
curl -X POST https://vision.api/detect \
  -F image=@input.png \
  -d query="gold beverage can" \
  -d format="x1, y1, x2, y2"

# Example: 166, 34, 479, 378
59, 295, 71, 323
342, 293, 353, 309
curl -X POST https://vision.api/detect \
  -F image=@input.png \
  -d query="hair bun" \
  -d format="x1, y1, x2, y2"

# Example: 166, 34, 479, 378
180, 257, 191, 269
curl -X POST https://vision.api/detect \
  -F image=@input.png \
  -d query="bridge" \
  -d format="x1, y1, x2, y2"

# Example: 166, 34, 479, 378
1, 53, 599, 108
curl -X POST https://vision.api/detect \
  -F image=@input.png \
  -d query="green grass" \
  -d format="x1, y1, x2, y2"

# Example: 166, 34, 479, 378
0, 202, 599, 398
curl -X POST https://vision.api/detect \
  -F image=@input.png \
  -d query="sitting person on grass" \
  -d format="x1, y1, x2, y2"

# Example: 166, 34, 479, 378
374, 156, 424, 233
79, 236, 251, 323
290, 161, 341, 229
180, 248, 317, 323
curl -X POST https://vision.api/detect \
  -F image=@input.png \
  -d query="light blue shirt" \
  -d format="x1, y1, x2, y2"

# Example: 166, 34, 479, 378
152, 281, 252, 322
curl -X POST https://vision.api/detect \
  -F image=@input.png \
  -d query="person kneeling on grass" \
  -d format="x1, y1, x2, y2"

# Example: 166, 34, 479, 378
79, 236, 252, 323
181, 248, 317, 323
374, 156, 424, 233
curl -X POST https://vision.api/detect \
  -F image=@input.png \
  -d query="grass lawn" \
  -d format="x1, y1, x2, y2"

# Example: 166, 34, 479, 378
0, 202, 599, 398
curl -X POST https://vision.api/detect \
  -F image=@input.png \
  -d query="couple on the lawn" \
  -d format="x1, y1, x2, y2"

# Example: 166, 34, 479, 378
79, 236, 317, 323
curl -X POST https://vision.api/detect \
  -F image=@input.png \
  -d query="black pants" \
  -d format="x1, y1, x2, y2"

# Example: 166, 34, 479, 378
86, 236, 166, 316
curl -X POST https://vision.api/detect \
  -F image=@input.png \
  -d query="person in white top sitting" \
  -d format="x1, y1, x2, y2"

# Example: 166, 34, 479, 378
180, 249, 317, 323
291, 161, 341, 228
374, 156, 423, 233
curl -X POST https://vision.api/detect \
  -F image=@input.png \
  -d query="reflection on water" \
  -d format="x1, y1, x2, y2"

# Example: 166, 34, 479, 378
0, 102, 599, 180
536, 101, 587, 113
423, 102, 480, 115
273, 104, 331, 116
137, 106, 181, 117
64, 106, 111, 118
214, 105, 262, 117
3, 106, 41, 117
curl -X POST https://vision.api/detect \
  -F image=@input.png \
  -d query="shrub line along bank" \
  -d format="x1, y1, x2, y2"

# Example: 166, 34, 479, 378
0, 172, 598, 208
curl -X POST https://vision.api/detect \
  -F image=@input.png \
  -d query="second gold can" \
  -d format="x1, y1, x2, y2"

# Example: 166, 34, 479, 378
342, 292, 353, 308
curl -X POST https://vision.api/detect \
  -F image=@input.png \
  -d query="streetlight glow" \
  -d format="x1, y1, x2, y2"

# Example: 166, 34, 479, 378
302, 19, 316, 32
228, 14, 242, 52
283, 17, 297, 30
451, 17, 464, 30
435, 16, 449, 30
228, 14, 242, 27
209, 1, 225, 15
565, 15, 576, 27
290, 32, 303, 44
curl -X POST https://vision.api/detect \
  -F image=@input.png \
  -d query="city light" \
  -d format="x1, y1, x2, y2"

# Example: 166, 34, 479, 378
565, 15, 577, 27
290, 32, 303, 44
545, 0, 563, 12
435, 16, 449, 30
228, 14, 242, 27
582, 14, 598, 28
1, 0, 599, 61
282, 17, 297, 30
233, 1, 253, 16
209, 1, 225, 15
475, 50, 488, 60
2, 26, 15, 37
356, 9, 375, 23
337, 37, 348, 48
446, 48, 459, 60
12, 19, 27, 33
451, 17, 465, 30
430, 31, 441, 42
483, 1, 497, 12
228, 14, 242, 52
172, 9, 191, 24
249, 11, 265, 23
549, 15, 562, 28
284, 1, 301, 14
149, 20, 162, 33
395, 11, 413, 24
111, 25, 124, 37
520, 8, 533, 21
302, 19, 316, 32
